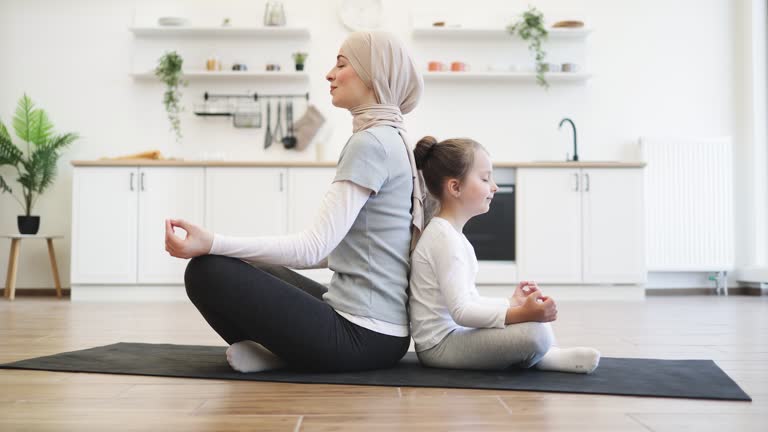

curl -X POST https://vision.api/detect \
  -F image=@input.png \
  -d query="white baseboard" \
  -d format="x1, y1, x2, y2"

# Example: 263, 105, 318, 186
71, 285, 188, 302
734, 266, 768, 283
298, 263, 518, 285
70, 282, 645, 302
477, 284, 645, 301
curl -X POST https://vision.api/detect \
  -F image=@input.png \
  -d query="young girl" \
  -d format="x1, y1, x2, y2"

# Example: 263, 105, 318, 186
409, 136, 601, 373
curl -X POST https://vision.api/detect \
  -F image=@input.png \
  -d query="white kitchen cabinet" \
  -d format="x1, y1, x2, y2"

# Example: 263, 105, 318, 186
71, 166, 205, 286
137, 167, 205, 284
287, 168, 337, 232
205, 167, 288, 236
516, 168, 583, 283
71, 167, 138, 284
287, 168, 337, 283
516, 167, 645, 284
581, 168, 645, 283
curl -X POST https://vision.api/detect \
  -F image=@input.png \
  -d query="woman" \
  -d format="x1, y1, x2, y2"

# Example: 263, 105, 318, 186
164, 31, 426, 373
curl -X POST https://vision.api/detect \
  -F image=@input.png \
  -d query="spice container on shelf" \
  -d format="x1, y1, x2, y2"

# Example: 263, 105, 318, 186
206, 56, 222, 71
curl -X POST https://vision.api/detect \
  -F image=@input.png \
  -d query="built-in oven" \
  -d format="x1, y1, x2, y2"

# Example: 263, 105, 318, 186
464, 182, 515, 261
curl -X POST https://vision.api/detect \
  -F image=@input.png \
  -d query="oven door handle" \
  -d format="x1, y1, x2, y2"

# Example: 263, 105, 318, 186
496, 186, 515, 193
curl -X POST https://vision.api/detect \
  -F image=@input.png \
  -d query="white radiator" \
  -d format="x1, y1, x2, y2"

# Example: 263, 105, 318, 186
639, 136, 735, 273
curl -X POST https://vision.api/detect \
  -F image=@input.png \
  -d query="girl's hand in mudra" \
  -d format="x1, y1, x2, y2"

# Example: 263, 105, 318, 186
521, 291, 557, 323
165, 218, 214, 259
511, 280, 541, 306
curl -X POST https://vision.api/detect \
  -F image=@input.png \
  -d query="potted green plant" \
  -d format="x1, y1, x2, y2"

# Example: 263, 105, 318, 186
0, 94, 79, 234
154, 51, 187, 143
292, 52, 308, 71
507, 6, 549, 89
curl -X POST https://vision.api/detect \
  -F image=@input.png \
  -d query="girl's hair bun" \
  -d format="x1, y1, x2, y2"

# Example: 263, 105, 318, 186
414, 135, 438, 169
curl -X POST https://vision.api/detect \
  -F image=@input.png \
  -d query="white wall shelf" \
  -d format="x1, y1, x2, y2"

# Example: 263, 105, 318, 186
129, 26, 310, 38
423, 71, 592, 82
412, 26, 592, 40
130, 70, 310, 80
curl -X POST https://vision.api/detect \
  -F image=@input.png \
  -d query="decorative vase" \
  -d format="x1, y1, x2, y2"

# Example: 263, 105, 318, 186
295, 63, 304, 71
18, 215, 40, 235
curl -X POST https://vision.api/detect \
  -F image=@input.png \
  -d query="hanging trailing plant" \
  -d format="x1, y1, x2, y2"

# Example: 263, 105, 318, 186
154, 51, 187, 142
507, 6, 549, 89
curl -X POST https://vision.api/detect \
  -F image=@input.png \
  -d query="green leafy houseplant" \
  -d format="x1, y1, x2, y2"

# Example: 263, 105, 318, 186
154, 51, 187, 143
507, 6, 549, 89
0, 94, 78, 233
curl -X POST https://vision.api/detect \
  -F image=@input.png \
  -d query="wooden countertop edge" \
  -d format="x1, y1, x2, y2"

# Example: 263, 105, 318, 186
71, 160, 646, 168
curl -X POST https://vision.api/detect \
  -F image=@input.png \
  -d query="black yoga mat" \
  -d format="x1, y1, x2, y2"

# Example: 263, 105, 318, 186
0, 342, 751, 401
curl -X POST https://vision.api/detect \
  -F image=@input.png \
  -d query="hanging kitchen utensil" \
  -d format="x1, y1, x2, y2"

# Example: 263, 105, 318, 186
264, 99, 273, 148
272, 99, 284, 145
282, 99, 297, 149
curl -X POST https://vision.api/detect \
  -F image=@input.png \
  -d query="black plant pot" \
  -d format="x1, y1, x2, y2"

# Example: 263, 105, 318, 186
295, 63, 304, 71
18, 215, 40, 235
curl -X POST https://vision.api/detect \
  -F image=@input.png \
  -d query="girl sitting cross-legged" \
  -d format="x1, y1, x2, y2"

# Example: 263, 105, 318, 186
408, 135, 601, 373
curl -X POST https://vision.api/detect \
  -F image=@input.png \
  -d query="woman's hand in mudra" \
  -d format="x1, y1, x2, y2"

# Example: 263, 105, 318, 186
165, 218, 214, 259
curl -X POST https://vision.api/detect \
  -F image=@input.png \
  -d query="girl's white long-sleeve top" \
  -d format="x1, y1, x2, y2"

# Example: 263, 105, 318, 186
408, 216, 511, 352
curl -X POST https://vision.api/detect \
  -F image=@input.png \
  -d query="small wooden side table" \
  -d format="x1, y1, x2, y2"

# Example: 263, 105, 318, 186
2, 234, 64, 301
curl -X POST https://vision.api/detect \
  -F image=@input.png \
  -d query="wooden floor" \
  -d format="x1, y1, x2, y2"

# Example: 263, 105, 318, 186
0, 295, 765, 431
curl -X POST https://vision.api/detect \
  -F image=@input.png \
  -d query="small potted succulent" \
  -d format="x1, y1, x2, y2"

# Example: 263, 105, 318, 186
292, 52, 308, 71
0, 94, 79, 234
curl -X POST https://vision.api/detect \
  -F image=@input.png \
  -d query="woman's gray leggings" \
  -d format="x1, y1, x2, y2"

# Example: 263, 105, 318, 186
184, 255, 410, 372
416, 322, 555, 370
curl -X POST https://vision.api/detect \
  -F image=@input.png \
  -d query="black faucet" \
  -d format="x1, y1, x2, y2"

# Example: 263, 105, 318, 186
559, 117, 578, 161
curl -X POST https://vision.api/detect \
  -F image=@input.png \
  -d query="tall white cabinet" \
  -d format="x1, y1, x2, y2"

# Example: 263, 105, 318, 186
516, 167, 646, 284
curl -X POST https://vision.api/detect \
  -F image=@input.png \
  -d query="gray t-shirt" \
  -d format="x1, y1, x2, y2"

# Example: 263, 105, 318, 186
323, 125, 413, 326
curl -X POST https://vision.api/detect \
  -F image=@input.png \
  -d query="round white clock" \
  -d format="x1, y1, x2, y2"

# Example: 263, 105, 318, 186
338, 0, 383, 31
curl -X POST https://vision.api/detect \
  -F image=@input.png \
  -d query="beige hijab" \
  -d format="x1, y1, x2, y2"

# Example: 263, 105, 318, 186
339, 31, 426, 253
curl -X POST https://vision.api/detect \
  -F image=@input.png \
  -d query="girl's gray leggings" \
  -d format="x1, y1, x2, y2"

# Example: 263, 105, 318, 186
416, 322, 555, 370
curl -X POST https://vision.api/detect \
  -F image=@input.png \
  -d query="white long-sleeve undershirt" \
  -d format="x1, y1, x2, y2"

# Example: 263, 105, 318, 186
209, 180, 371, 269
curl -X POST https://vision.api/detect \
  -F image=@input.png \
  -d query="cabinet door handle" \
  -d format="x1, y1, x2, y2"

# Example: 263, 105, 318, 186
573, 173, 579, 191
279, 172, 284, 192
130, 172, 134, 191
140, 172, 145, 191
584, 173, 590, 192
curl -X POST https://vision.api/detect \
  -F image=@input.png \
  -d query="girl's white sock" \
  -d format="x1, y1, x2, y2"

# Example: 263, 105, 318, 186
534, 346, 601, 374
225, 340, 285, 373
